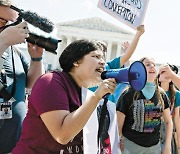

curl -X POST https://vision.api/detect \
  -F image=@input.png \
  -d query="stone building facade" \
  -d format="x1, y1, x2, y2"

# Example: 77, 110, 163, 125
49, 17, 134, 70
17, 17, 180, 74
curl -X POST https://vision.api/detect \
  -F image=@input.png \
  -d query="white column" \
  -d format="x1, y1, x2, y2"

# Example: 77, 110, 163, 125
71, 36, 76, 42
66, 36, 72, 46
106, 41, 112, 61
116, 42, 122, 57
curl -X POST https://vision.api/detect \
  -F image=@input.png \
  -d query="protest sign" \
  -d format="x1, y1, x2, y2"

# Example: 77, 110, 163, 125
98, 0, 149, 29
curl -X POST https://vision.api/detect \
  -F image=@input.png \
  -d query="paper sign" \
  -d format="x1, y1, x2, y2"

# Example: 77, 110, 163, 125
98, 0, 149, 30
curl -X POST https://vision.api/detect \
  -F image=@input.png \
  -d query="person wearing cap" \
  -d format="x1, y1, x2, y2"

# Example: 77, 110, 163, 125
0, 0, 45, 153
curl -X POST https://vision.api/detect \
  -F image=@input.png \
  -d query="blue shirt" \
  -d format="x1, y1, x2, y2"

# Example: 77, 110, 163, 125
166, 90, 180, 108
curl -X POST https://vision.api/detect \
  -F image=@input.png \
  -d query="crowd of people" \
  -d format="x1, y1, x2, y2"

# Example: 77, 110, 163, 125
1, 0, 180, 154
117, 57, 173, 154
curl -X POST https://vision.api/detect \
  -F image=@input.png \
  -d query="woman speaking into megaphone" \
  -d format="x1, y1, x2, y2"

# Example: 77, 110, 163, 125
89, 25, 145, 104
116, 57, 173, 154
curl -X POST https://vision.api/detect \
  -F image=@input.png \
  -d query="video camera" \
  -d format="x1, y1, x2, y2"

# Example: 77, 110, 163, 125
9, 5, 61, 54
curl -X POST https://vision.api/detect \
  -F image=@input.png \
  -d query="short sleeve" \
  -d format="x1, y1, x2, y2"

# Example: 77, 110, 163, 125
116, 89, 129, 115
162, 92, 170, 109
106, 57, 120, 69
29, 72, 69, 115
175, 90, 180, 107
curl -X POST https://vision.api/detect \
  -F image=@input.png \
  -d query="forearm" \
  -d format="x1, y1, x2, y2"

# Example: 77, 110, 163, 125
0, 36, 8, 57
117, 111, 125, 137
26, 61, 45, 88
175, 118, 180, 147
164, 121, 173, 149
59, 93, 101, 144
0, 38, 8, 72
120, 34, 140, 66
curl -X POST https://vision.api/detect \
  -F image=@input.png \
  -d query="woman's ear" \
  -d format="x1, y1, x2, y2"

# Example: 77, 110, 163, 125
73, 61, 79, 67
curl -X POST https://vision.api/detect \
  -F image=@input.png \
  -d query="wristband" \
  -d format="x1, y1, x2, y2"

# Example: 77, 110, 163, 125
31, 57, 42, 62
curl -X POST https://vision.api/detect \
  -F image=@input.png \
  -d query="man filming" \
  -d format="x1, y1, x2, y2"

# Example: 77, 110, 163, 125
0, 0, 45, 153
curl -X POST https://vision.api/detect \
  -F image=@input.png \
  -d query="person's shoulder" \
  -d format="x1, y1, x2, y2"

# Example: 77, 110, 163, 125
42, 71, 72, 84
158, 87, 166, 96
125, 87, 135, 94
120, 87, 134, 98
31, 71, 63, 92
40, 71, 62, 80
158, 86, 165, 93
175, 90, 180, 95
175, 90, 180, 100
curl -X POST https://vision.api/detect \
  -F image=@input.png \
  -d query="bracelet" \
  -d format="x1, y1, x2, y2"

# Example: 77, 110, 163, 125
31, 57, 42, 62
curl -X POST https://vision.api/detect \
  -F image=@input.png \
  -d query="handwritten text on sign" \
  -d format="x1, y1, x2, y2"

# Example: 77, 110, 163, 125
98, 0, 149, 29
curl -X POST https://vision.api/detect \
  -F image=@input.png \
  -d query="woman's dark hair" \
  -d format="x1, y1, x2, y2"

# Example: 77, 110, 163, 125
59, 39, 101, 72
96, 41, 107, 53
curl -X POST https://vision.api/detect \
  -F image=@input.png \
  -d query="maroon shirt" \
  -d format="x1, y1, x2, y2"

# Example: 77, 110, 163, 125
13, 71, 83, 154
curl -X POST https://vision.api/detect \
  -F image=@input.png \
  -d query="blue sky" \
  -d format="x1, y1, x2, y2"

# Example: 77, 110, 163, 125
14, 0, 180, 66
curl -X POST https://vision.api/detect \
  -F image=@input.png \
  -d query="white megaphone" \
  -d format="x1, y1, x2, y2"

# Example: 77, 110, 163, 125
101, 61, 147, 91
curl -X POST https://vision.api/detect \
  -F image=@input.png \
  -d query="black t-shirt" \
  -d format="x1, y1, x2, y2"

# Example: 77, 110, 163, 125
116, 88, 170, 147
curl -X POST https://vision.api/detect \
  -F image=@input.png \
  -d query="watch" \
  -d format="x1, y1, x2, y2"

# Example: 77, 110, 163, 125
31, 57, 42, 62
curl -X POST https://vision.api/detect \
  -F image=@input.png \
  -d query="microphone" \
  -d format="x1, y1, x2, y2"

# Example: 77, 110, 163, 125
10, 5, 54, 33
27, 33, 61, 54
101, 61, 147, 91
8, 5, 61, 53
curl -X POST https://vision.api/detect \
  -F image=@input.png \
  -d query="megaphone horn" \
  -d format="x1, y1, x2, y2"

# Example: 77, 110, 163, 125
101, 61, 147, 91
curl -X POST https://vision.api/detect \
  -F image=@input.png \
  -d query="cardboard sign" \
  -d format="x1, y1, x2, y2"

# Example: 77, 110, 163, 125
98, 0, 149, 29
82, 87, 120, 154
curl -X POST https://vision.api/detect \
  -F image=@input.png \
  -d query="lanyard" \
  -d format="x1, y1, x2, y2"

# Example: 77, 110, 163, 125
10, 46, 16, 97
0, 47, 16, 101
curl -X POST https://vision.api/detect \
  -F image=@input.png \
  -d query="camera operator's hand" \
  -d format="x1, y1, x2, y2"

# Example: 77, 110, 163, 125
0, 22, 29, 48
28, 43, 43, 58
